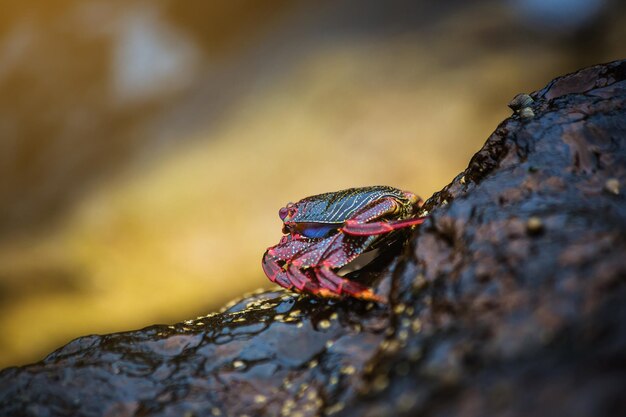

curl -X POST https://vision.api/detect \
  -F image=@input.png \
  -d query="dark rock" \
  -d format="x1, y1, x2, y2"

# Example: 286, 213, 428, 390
1, 59, 625, 417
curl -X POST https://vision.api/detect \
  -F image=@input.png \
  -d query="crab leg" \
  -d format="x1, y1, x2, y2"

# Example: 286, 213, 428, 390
316, 266, 386, 302
342, 217, 426, 236
281, 235, 382, 301
263, 251, 331, 295
337, 196, 425, 236
286, 264, 336, 298
289, 234, 385, 301
286, 264, 327, 293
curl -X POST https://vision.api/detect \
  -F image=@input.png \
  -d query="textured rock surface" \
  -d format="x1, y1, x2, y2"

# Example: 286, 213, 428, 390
1, 60, 625, 417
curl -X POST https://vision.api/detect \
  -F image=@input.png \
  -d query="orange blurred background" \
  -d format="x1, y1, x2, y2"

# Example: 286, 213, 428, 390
0, 0, 624, 368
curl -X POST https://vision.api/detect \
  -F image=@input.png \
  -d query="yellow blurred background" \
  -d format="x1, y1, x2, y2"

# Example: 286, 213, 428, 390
0, 0, 624, 368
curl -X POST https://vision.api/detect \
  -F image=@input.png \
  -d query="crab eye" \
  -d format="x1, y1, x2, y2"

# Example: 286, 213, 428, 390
279, 203, 296, 220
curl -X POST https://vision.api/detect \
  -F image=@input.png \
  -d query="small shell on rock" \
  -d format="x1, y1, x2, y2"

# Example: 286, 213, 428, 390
508, 93, 534, 110
519, 107, 535, 119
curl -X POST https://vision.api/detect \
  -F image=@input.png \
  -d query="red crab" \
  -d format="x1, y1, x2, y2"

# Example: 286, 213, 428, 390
262, 186, 426, 302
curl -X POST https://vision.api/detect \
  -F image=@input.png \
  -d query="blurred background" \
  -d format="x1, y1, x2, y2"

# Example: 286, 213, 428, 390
0, 0, 624, 368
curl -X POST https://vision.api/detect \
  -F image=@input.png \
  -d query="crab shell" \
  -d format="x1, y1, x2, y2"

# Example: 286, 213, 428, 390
262, 186, 425, 302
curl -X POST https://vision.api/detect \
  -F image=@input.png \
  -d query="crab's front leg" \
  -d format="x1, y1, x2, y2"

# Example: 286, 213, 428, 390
264, 251, 334, 295
289, 233, 387, 302
263, 237, 329, 295
316, 266, 386, 302
341, 197, 426, 236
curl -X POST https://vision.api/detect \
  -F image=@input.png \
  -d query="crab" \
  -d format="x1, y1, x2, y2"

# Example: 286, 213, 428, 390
262, 186, 426, 302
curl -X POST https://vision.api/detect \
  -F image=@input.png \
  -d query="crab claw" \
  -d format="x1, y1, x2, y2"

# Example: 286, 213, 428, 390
261, 251, 293, 289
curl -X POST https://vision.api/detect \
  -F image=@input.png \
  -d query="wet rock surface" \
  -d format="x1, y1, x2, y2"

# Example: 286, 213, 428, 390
1, 60, 625, 417
0, 288, 392, 417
